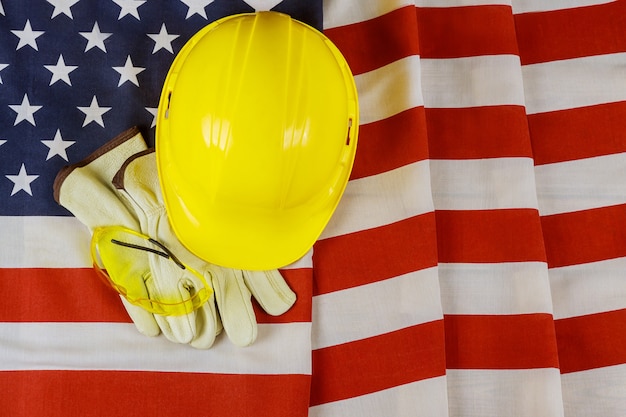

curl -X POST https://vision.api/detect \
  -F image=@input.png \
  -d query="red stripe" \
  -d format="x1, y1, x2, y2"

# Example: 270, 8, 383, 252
0, 268, 131, 323
541, 204, 626, 268
325, 5, 420, 75
426, 106, 533, 160
528, 102, 626, 166
0, 267, 312, 324
515, 1, 626, 65
0, 370, 310, 417
435, 209, 547, 264
416, 5, 519, 58
313, 213, 438, 295
555, 309, 626, 373
445, 314, 560, 370
310, 320, 446, 406
352, 108, 428, 180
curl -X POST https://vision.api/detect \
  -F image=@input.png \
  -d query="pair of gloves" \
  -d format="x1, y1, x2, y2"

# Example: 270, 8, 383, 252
53, 127, 296, 348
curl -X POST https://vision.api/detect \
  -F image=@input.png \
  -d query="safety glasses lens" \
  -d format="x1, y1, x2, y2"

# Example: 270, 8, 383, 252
90, 226, 211, 316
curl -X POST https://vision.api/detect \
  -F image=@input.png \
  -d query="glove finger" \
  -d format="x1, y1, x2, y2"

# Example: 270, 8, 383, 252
154, 313, 196, 344
113, 262, 160, 337
190, 271, 220, 349
119, 296, 160, 337
144, 265, 197, 344
213, 267, 257, 347
243, 269, 296, 316
189, 293, 219, 349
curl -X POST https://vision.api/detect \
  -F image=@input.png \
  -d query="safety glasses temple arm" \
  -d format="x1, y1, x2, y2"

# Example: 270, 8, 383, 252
110, 238, 186, 270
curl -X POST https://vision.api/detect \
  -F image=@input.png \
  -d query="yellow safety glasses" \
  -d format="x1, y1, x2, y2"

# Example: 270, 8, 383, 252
90, 226, 212, 316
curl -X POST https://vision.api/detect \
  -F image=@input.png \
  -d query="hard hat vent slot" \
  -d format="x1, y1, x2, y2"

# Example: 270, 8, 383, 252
346, 118, 353, 146
165, 91, 172, 119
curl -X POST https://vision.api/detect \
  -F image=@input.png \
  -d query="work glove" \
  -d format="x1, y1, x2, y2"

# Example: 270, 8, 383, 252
55, 128, 221, 347
53, 127, 161, 338
114, 148, 296, 347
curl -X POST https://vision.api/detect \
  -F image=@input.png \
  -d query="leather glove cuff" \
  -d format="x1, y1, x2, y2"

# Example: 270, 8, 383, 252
53, 126, 148, 230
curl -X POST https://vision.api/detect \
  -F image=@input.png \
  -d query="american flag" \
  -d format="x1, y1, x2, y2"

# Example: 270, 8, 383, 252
2, 0, 626, 416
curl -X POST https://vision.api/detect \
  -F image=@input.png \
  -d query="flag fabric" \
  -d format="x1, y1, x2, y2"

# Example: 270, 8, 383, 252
0, 2, 318, 416
516, 2, 626, 415
2, 1, 626, 416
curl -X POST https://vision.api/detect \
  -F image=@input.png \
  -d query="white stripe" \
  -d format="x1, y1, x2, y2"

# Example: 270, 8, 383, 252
0, 322, 311, 374
357, 55, 525, 124
0, 216, 90, 268
355, 55, 424, 125
561, 364, 626, 417
309, 375, 449, 417
522, 53, 626, 115
2, 215, 312, 270
421, 55, 525, 108
535, 153, 626, 216
512, 0, 616, 14
323, 0, 517, 29
417, 0, 511, 6
439, 262, 553, 315
312, 267, 442, 349
323, 0, 413, 29
431, 158, 539, 211
447, 369, 565, 417
550, 258, 626, 320
322, 161, 434, 239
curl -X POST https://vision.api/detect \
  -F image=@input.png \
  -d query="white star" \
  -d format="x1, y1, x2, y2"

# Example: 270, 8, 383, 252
6, 164, 39, 196
112, 0, 146, 20
243, 0, 282, 10
80, 22, 112, 52
179, 0, 213, 19
11, 20, 45, 51
42, 130, 75, 161
0, 1, 4, 15
147, 24, 179, 54
44, 55, 78, 86
0, 139, 6, 147
0, 64, 8, 84
78, 96, 111, 127
47, 0, 80, 19
9, 94, 42, 126
113, 55, 145, 87
145, 107, 158, 128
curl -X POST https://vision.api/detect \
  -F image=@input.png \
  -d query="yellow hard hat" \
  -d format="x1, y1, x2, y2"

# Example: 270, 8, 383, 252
156, 11, 358, 270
